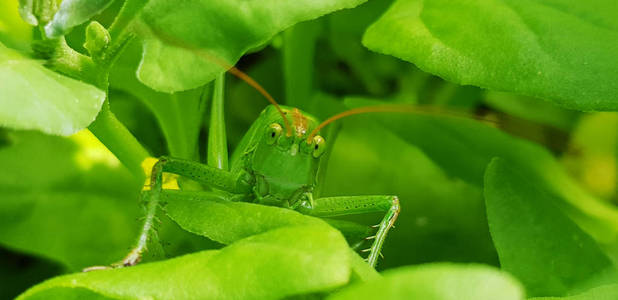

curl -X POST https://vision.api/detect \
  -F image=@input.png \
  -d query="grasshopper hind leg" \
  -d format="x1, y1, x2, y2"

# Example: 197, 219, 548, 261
297, 195, 400, 267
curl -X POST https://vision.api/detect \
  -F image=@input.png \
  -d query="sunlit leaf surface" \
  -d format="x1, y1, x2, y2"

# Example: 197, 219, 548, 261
0, 43, 105, 136
364, 0, 618, 111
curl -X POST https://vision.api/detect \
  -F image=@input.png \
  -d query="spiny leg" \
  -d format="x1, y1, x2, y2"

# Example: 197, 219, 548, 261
117, 75, 238, 268
120, 188, 161, 266
116, 156, 252, 267
296, 195, 400, 267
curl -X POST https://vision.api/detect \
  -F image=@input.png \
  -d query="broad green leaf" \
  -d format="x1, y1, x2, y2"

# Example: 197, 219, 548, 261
164, 190, 326, 245
344, 98, 618, 263
328, 263, 524, 300
44, 0, 114, 38
0, 131, 141, 271
136, 0, 367, 92
18, 225, 351, 300
532, 284, 618, 300
163, 189, 378, 279
363, 0, 618, 111
349, 249, 380, 282
0, 43, 105, 136
484, 158, 612, 297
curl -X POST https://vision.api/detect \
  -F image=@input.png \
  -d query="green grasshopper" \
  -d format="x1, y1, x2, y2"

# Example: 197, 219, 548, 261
115, 73, 401, 269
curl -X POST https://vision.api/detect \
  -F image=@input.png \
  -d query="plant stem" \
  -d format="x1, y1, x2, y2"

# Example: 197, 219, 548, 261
100, 30, 135, 70
108, 0, 149, 40
35, 1, 151, 179
88, 102, 150, 180
282, 20, 320, 110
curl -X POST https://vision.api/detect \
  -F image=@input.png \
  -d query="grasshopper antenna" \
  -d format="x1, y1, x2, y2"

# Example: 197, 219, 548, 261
134, 24, 292, 136
226, 66, 292, 137
306, 104, 497, 143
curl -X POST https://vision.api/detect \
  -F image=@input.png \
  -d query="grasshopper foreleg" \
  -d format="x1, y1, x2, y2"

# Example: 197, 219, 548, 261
114, 157, 252, 268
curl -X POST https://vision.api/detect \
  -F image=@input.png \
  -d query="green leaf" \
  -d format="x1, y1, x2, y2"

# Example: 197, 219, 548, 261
363, 0, 618, 111
135, 0, 368, 92
0, 131, 141, 271
0, 43, 106, 136
349, 250, 380, 282
164, 191, 326, 245
18, 225, 351, 300
484, 158, 612, 297
531, 284, 618, 300
328, 263, 524, 300
44, 0, 114, 38
163, 189, 380, 280
343, 98, 618, 263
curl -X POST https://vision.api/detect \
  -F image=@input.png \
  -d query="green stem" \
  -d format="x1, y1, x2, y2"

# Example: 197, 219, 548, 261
100, 30, 135, 70
282, 20, 320, 110
35, 0, 151, 179
108, 0, 149, 40
88, 102, 150, 180
40, 37, 106, 88
207, 74, 228, 170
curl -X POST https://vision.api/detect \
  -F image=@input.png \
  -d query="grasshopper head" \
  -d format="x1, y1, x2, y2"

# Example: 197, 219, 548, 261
250, 105, 325, 207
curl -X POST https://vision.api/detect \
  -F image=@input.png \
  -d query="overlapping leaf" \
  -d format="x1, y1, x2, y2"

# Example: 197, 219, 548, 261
363, 0, 618, 111
344, 98, 618, 263
485, 158, 612, 297
328, 263, 524, 300
44, 0, 115, 38
164, 190, 326, 245
18, 225, 351, 300
135, 0, 367, 92
0, 43, 106, 136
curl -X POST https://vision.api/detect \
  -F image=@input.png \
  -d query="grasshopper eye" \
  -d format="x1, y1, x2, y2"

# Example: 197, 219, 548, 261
266, 123, 283, 145
312, 135, 326, 158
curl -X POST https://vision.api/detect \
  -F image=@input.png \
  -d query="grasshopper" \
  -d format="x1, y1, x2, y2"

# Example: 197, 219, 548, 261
113, 72, 401, 269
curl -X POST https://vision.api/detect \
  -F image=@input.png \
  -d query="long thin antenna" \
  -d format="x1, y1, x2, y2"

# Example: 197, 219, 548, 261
226, 66, 292, 136
136, 24, 292, 136
306, 104, 496, 143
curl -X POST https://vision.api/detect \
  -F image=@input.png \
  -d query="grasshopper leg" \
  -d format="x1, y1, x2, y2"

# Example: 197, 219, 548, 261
110, 157, 251, 268
296, 195, 400, 267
